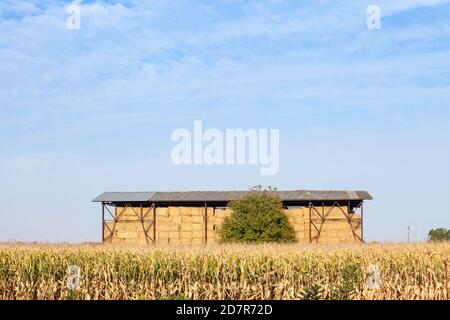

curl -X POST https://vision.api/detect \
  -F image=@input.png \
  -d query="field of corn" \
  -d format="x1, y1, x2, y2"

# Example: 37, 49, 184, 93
0, 243, 448, 300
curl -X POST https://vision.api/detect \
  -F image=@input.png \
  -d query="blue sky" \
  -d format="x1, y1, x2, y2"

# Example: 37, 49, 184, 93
0, 0, 449, 242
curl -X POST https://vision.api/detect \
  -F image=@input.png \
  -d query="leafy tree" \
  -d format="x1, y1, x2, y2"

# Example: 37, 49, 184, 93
428, 228, 450, 242
219, 187, 296, 243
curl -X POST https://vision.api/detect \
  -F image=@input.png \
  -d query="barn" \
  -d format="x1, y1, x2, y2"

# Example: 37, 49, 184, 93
93, 190, 372, 244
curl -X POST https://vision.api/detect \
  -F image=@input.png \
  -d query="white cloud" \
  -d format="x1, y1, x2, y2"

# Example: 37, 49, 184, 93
4, 153, 84, 176
0, 0, 43, 17
378, 0, 450, 16
1, 1, 450, 242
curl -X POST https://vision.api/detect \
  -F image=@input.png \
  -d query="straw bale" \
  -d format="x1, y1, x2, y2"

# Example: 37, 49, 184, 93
181, 216, 192, 223
207, 208, 215, 217
155, 224, 168, 232
157, 223, 180, 232
191, 208, 204, 216
110, 240, 125, 244
191, 223, 203, 231
180, 224, 192, 232
124, 237, 146, 244
157, 207, 169, 217
104, 221, 114, 229
179, 231, 192, 238
115, 222, 142, 232
169, 231, 180, 239
179, 207, 192, 216
168, 237, 180, 244
104, 205, 362, 244
192, 231, 204, 238
115, 207, 141, 221
157, 217, 170, 225
115, 232, 138, 239
192, 216, 204, 224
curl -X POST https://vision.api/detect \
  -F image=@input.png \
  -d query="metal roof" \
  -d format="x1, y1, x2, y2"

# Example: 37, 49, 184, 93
93, 190, 372, 203
92, 192, 155, 202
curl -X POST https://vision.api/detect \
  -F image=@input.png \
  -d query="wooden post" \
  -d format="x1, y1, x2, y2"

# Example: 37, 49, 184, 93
308, 202, 312, 243
153, 203, 156, 245
139, 204, 149, 245
361, 201, 364, 243
204, 203, 208, 245
101, 202, 105, 243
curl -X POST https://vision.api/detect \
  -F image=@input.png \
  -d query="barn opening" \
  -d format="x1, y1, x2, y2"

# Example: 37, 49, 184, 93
92, 190, 372, 244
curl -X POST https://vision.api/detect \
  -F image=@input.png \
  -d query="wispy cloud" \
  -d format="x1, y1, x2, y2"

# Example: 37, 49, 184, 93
1, 1, 450, 241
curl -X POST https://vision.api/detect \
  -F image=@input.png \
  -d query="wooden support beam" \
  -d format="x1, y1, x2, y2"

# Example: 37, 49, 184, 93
153, 203, 156, 245
139, 204, 149, 245
204, 202, 208, 245
361, 201, 364, 243
308, 202, 312, 243
101, 202, 105, 243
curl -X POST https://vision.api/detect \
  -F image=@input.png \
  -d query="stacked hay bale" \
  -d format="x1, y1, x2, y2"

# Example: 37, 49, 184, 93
154, 207, 172, 244
155, 207, 205, 245
104, 205, 362, 245
104, 206, 152, 245
207, 208, 232, 243
207, 206, 360, 244
181, 207, 205, 245
308, 206, 362, 244
284, 208, 309, 242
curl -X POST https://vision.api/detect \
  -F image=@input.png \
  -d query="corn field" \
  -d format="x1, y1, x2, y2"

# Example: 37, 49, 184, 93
0, 243, 448, 300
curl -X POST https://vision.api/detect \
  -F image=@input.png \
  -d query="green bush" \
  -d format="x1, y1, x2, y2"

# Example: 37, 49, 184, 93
219, 189, 296, 243
428, 228, 450, 242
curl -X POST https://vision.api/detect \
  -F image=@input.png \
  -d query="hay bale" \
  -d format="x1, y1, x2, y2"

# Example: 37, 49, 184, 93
192, 216, 204, 224
110, 238, 126, 244
192, 239, 204, 245
180, 224, 192, 232
157, 207, 169, 217
179, 231, 192, 239
116, 222, 143, 232
115, 207, 142, 221
192, 231, 204, 239
115, 232, 138, 239
179, 207, 192, 216
181, 216, 193, 223
207, 208, 215, 217
191, 208, 204, 216
106, 205, 361, 245
169, 231, 180, 239
157, 217, 170, 226
158, 223, 180, 232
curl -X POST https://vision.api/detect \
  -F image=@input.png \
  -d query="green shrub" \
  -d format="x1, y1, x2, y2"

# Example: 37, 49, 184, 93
330, 262, 361, 300
219, 189, 296, 243
300, 284, 322, 300
428, 228, 450, 242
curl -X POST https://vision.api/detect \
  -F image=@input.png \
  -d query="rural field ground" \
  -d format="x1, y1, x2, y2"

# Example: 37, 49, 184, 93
0, 243, 448, 300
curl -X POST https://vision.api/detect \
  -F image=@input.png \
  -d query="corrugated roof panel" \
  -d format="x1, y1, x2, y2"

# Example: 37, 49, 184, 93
92, 192, 155, 202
